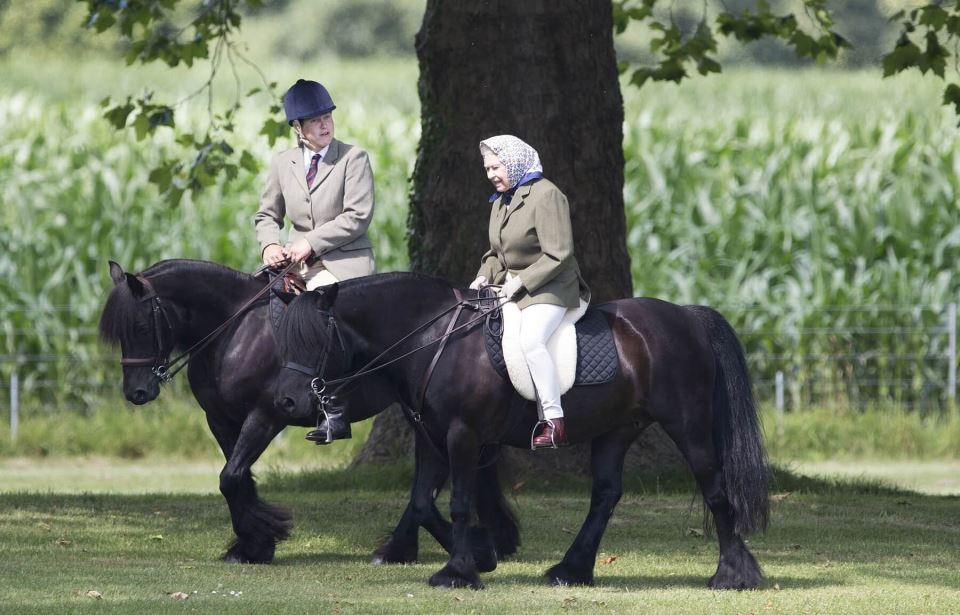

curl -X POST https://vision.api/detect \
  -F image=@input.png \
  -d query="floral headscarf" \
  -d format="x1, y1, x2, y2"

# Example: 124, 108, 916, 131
479, 135, 543, 189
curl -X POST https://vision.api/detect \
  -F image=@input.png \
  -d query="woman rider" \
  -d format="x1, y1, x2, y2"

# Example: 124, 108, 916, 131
469, 135, 590, 449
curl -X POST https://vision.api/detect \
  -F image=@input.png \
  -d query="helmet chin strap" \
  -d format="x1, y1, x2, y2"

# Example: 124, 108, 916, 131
292, 120, 306, 147
293, 123, 325, 152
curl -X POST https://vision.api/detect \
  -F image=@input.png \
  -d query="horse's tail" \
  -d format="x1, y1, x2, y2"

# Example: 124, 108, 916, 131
687, 305, 769, 536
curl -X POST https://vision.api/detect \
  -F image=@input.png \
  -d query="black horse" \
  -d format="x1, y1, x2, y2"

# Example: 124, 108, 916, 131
275, 272, 769, 589
98, 259, 519, 566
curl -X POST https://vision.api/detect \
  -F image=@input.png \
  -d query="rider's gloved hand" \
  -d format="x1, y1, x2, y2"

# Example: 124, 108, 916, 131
469, 275, 488, 290
499, 275, 524, 299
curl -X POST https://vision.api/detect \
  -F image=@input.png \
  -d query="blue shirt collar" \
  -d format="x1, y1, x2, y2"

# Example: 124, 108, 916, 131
489, 171, 543, 204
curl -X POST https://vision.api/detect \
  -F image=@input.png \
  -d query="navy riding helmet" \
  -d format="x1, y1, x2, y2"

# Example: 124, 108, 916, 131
283, 79, 336, 125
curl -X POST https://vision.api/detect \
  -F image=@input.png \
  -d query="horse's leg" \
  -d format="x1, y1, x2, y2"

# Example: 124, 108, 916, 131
545, 425, 639, 586
428, 420, 483, 589
372, 432, 451, 565
475, 454, 520, 562
208, 409, 291, 564
657, 409, 764, 589
372, 440, 515, 573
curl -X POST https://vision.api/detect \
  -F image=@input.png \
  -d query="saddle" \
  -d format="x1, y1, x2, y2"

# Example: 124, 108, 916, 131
483, 296, 619, 401
253, 265, 308, 329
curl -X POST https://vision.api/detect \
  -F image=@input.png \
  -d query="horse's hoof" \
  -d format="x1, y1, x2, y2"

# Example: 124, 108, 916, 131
473, 548, 497, 573
428, 563, 483, 589
545, 561, 594, 587
708, 573, 763, 590
223, 552, 249, 564
223, 541, 274, 565
708, 551, 764, 590
371, 541, 419, 565
469, 527, 498, 573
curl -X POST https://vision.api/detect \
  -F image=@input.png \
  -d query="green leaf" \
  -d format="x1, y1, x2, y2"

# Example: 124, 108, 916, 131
629, 68, 653, 88
103, 102, 135, 129
942, 83, 960, 120
882, 38, 922, 77
148, 107, 175, 129
919, 6, 949, 30
697, 56, 722, 76
132, 114, 151, 141
90, 11, 116, 33
239, 150, 259, 173
259, 117, 288, 147
919, 31, 949, 77
148, 166, 173, 191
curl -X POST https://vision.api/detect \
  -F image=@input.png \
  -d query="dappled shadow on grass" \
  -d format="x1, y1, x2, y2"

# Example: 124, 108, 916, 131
770, 463, 915, 496
260, 461, 921, 498
492, 572, 837, 591
273, 552, 371, 566
262, 462, 414, 493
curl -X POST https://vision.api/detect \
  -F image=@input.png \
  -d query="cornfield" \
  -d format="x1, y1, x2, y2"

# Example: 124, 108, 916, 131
2, 64, 959, 412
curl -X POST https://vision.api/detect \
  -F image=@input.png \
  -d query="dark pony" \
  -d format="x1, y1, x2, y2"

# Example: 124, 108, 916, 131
99, 259, 519, 566
275, 272, 768, 589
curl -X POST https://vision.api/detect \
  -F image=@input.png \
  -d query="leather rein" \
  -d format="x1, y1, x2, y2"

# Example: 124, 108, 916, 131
282, 286, 507, 458
120, 261, 299, 382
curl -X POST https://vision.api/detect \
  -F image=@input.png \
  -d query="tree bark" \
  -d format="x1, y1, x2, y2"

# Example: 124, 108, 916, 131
355, 0, 684, 475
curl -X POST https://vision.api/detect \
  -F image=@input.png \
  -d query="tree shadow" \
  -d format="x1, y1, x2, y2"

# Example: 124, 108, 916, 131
272, 552, 375, 566
493, 572, 838, 591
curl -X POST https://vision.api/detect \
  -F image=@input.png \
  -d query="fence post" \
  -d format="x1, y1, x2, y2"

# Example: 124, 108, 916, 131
774, 370, 785, 437
9, 372, 18, 444
949, 302, 957, 402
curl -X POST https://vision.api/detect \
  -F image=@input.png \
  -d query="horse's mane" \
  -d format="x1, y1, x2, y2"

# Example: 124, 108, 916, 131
336, 271, 452, 292
99, 259, 257, 346
141, 258, 255, 284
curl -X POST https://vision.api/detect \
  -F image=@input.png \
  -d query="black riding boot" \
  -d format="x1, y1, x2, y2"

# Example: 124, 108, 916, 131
305, 406, 351, 445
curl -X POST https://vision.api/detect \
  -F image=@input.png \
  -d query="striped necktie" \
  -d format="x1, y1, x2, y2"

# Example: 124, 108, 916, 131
306, 153, 322, 188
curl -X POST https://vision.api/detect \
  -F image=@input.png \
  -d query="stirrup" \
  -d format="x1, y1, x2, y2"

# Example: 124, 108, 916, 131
530, 419, 558, 450
305, 407, 351, 445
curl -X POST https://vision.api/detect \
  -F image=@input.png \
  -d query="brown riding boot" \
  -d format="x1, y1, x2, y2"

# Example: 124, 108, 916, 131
531, 418, 568, 450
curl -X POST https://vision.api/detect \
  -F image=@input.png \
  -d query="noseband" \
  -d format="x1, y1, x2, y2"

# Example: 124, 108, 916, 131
119, 276, 174, 381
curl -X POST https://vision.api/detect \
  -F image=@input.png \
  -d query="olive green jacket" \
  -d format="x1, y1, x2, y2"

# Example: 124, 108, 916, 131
254, 139, 375, 280
476, 178, 590, 309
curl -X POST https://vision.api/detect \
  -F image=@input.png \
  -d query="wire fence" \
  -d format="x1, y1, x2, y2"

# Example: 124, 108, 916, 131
728, 302, 956, 413
2, 302, 957, 441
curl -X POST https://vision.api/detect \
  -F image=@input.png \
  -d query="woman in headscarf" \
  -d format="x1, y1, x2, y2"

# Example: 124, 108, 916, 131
469, 135, 590, 449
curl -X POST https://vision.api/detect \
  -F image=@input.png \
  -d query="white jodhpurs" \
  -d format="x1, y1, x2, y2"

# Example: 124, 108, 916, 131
518, 302, 568, 420
300, 260, 339, 291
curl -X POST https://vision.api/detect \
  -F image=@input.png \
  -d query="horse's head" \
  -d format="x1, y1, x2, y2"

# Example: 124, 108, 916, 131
273, 284, 350, 420
99, 261, 174, 405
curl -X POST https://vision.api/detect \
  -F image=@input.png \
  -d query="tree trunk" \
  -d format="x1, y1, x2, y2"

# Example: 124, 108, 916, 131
355, 0, 685, 475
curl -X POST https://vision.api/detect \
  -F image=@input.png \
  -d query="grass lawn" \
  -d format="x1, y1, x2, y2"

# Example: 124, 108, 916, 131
790, 460, 960, 497
0, 462, 958, 614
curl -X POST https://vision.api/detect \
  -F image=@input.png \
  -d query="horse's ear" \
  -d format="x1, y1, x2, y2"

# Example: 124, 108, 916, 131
108, 261, 125, 286
315, 283, 339, 308
124, 272, 147, 298
272, 287, 297, 305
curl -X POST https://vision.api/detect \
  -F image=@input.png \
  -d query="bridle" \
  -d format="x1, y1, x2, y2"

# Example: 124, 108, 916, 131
119, 261, 298, 383
118, 275, 174, 380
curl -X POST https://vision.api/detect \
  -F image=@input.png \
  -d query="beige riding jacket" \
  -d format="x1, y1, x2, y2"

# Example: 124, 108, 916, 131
254, 138, 375, 280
